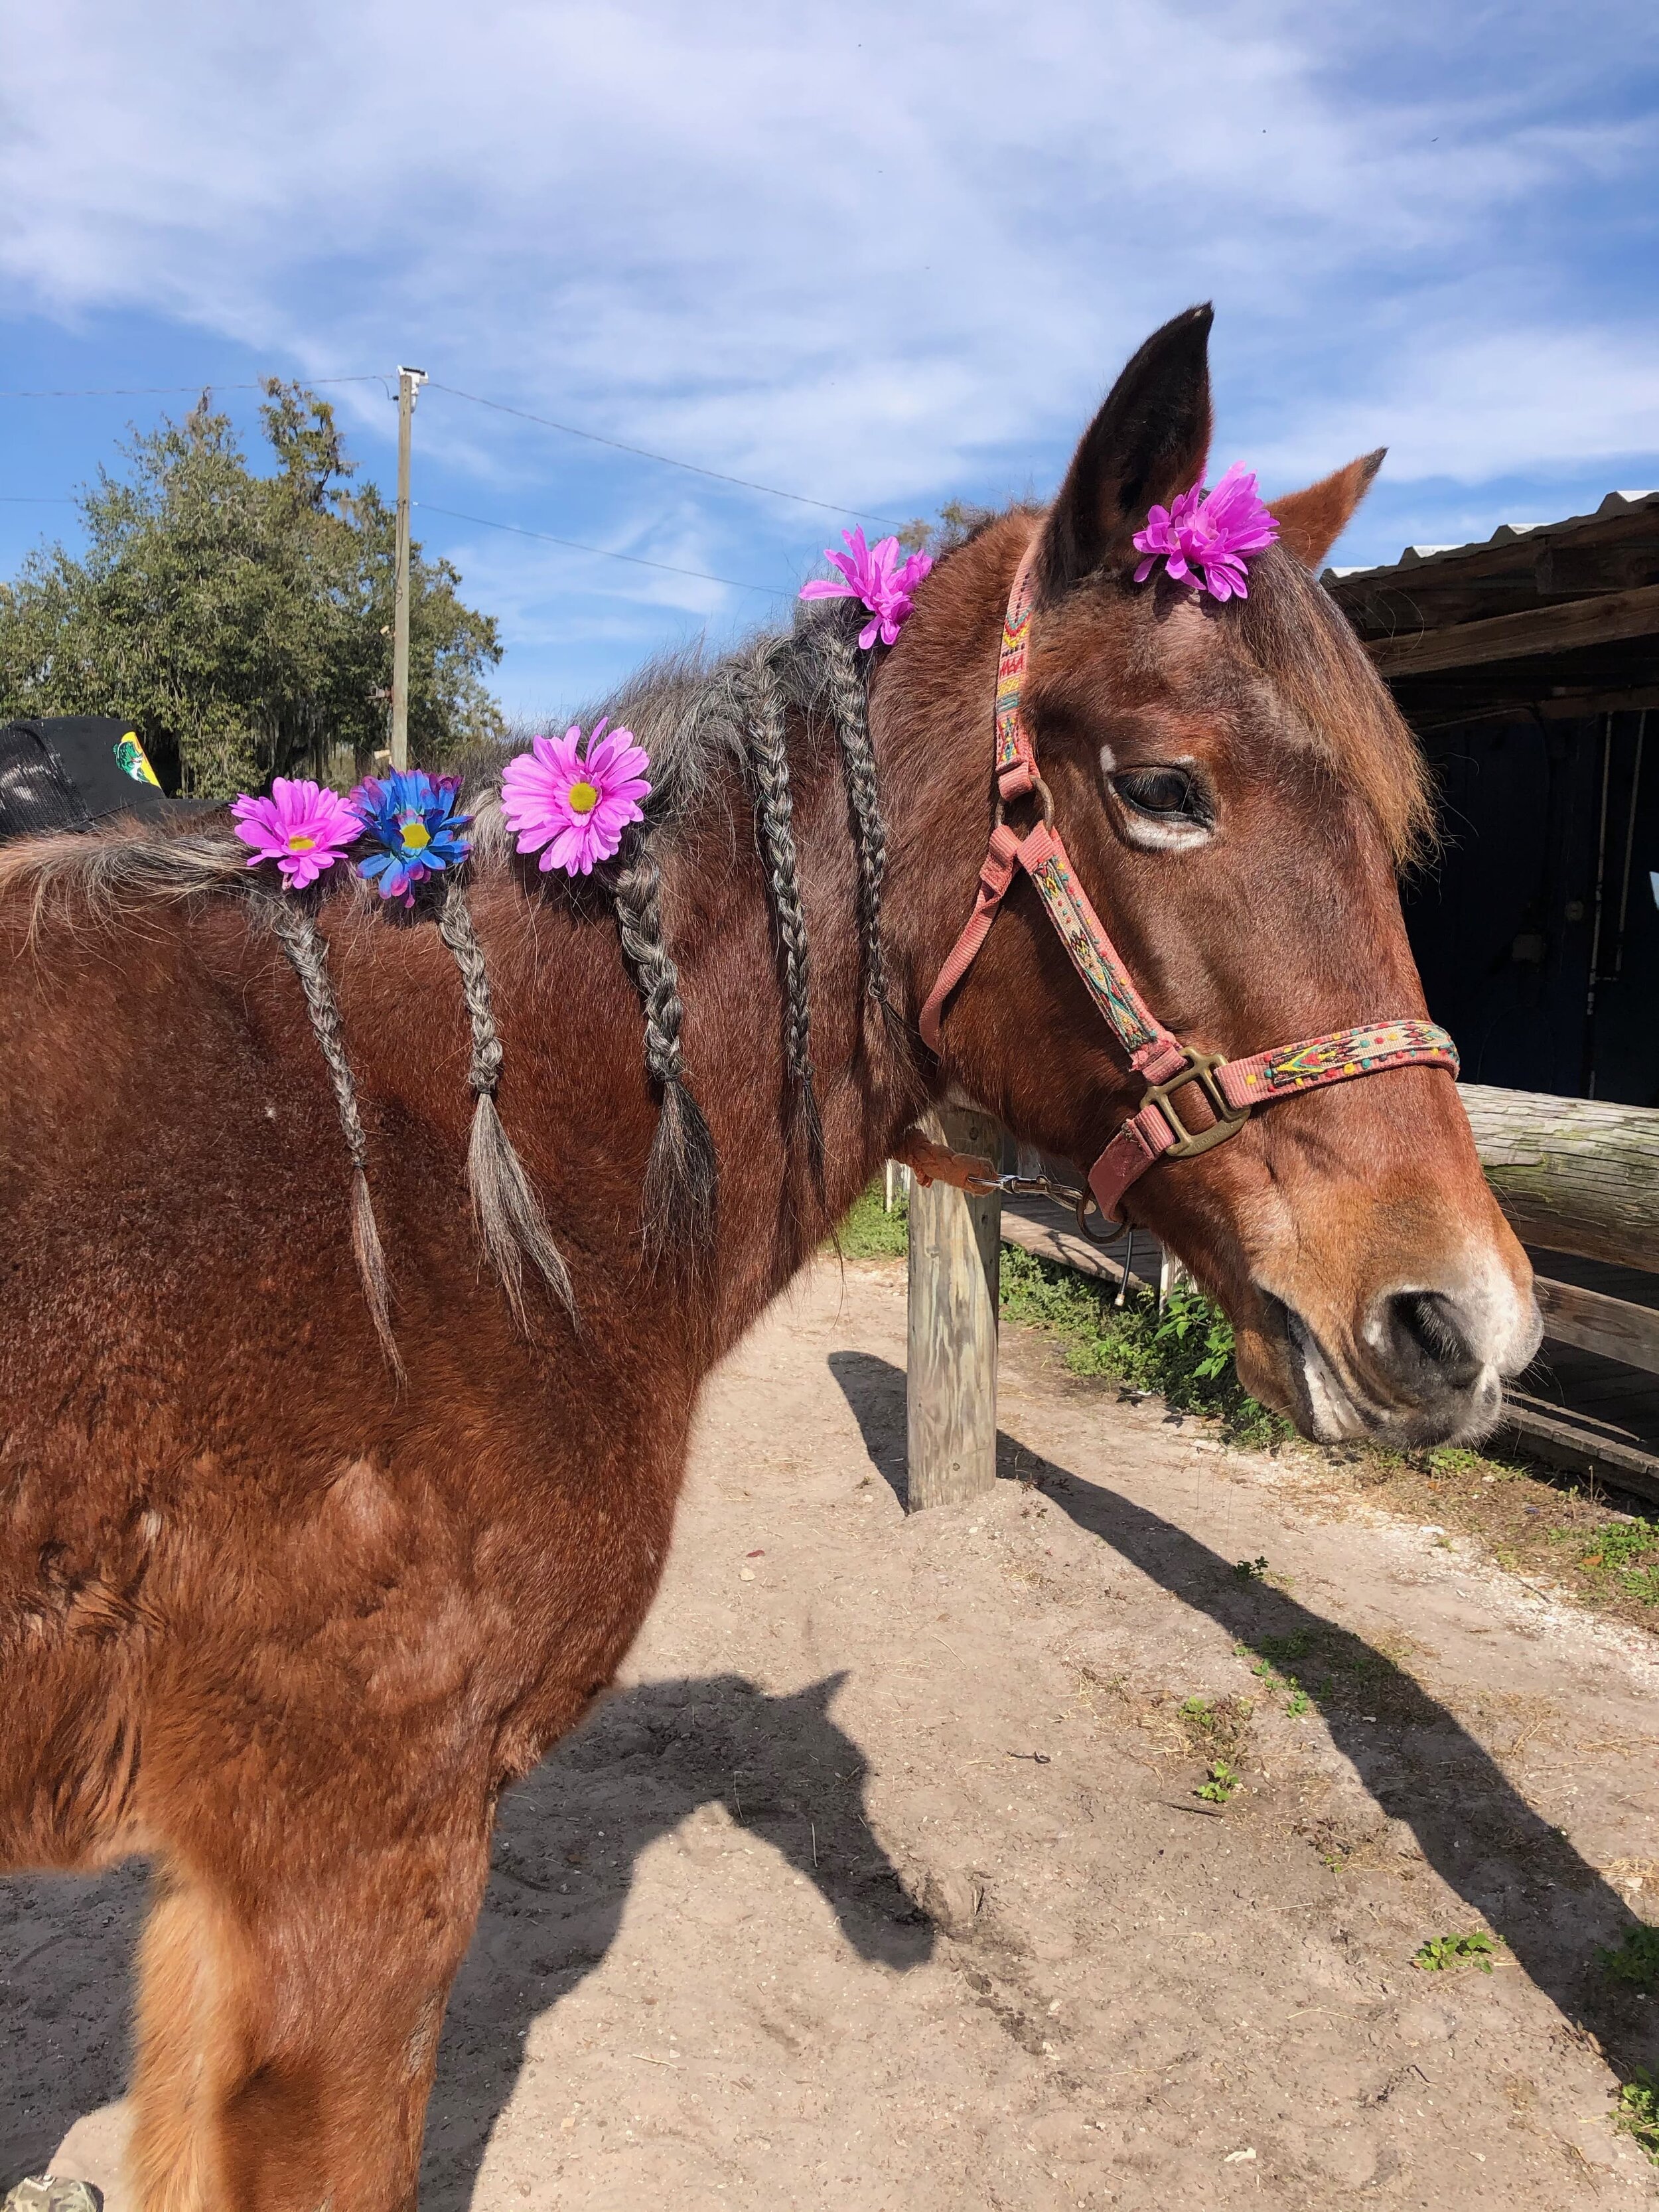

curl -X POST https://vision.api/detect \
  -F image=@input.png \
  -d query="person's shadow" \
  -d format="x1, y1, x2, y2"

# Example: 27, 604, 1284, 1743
829, 1349, 1659, 2095
420, 1669, 930, 2206
0, 1672, 930, 2205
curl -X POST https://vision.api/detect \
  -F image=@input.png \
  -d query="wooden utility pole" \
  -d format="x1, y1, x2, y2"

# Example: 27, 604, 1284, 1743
390, 366, 427, 769
906, 1107, 1002, 1511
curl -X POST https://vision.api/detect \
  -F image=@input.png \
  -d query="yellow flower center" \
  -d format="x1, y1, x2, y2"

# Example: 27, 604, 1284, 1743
567, 779, 600, 816
401, 820, 431, 851
287, 833, 317, 852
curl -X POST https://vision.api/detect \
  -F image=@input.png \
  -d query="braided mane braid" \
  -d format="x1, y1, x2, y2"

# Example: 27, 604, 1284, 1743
436, 876, 577, 1329
741, 644, 822, 1165
261, 896, 401, 1380
812, 615, 895, 1028
613, 839, 717, 1253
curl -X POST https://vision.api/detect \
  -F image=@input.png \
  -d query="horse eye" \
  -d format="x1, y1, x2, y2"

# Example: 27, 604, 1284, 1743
1114, 767, 1198, 819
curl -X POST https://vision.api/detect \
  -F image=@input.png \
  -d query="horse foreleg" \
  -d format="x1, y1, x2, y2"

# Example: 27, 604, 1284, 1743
128, 1814, 490, 2212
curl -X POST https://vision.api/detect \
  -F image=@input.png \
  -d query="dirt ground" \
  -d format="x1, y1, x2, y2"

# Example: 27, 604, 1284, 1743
5, 1255, 1659, 2209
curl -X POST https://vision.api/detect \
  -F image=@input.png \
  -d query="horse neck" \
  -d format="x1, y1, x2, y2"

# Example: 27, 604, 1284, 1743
648, 723, 928, 1351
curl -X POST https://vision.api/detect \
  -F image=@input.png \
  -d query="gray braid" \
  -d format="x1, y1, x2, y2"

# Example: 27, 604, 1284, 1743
815, 622, 895, 1024
741, 648, 822, 1162
613, 840, 717, 1252
262, 896, 401, 1380
437, 877, 577, 1330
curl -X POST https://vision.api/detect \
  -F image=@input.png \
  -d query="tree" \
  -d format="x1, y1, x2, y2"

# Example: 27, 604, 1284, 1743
0, 382, 504, 796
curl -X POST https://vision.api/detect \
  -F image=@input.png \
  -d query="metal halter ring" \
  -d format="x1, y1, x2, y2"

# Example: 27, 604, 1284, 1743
1141, 1048, 1251, 1160
993, 773, 1054, 834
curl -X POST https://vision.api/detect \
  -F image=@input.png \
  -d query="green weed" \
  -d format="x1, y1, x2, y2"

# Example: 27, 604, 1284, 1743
997, 1250, 1291, 1447
1413, 1931, 1504, 1974
1197, 1761, 1241, 1805
1615, 2071, 1659, 2164
1234, 1555, 1269, 1582
1599, 1923, 1659, 1992
835, 1179, 910, 1260
1579, 1518, 1659, 1605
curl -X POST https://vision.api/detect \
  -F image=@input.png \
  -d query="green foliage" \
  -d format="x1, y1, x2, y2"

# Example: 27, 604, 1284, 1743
1413, 1932, 1504, 1974
1233, 1555, 1269, 1581
837, 1179, 910, 1260
0, 382, 503, 796
1599, 1923, 1659, 1992
1579, 1518, 1659, 1605
1616, 2071, 1659, 2164
1196, 1760, 1240, 1804
998, 1248, 1289, 1447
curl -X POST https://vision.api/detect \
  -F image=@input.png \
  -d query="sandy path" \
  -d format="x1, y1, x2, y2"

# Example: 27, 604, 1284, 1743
7, 1256, 1659, 2208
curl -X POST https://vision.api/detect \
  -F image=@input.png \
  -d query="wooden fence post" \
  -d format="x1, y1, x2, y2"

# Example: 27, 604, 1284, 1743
906, 1107, 1001, 1511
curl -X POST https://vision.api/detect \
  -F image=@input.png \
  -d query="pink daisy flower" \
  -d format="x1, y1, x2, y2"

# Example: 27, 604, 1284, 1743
232, 776, 359, 889
500, 718, 652, 877
1131, 462, 1280, 602
799, 527, 933, 648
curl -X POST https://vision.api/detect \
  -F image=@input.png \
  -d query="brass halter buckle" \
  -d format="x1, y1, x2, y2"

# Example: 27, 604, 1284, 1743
1142, 1048, 1251, 1160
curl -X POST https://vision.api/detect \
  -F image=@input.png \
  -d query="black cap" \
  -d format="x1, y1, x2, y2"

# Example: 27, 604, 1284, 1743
0, 716, 184, 841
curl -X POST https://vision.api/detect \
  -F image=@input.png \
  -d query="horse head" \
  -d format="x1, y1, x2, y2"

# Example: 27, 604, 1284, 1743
881, 306, 1538, 1449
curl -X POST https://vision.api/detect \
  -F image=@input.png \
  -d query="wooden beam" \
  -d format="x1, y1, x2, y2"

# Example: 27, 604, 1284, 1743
1459, 1084, 1659, 1273
1367, 581, 1659, 678
906, 1107, 1001, 1511
1536, 1278, 1659, 1375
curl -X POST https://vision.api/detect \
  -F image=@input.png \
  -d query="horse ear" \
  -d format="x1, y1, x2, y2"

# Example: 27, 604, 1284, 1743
1036, 303, 1214, 603
1269, 449, 1386, 569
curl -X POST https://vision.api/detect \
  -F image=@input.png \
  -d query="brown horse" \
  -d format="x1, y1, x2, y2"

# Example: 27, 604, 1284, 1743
0, 307, 1536, 2207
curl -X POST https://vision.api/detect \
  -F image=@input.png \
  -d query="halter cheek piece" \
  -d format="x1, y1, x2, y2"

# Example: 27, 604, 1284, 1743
917, 548, 1460, 1232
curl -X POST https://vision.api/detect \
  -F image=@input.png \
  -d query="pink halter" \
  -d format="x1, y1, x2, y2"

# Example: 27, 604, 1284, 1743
918, 548, 1460, 1228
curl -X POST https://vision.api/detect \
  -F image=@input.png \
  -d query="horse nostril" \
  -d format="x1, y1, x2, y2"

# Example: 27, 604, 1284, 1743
1376, 1290, 1483, 1391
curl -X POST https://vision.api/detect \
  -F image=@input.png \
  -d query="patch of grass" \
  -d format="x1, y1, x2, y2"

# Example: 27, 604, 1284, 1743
999, 1251, 1291, 1447
1615, 2071, 1659, 2165
1197, 1760, 1241, 1804
1413, 1931, 1504, 1974
1599, 1923, 1659, 1992
835, 1178, 910, 1260
1580, 1518, 1659, 1605
1175, 1693, 1254, 1759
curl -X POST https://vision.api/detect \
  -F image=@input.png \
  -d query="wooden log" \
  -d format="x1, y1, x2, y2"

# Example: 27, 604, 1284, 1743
1459, 1084, 1659, 1271
1368, 579, 1659, 678
1534, 1278, 1659, 1376
906, 1106, 1001, 1511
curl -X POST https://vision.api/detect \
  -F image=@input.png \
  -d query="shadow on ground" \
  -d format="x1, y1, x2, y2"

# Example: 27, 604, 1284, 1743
828, 1348, 1659, 2093
1, 1673, 930, 2204
421, 1670, 929, 2208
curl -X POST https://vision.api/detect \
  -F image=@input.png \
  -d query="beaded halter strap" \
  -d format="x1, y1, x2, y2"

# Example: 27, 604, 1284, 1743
918, 546, 1460, 1228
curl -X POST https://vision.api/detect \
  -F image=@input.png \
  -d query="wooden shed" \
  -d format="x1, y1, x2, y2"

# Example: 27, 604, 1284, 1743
1326, 490, 1657, 1108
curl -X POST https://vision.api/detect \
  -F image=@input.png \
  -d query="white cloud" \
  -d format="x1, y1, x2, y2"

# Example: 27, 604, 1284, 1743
3, 1, 1654, 494
1, 0, 1654, 699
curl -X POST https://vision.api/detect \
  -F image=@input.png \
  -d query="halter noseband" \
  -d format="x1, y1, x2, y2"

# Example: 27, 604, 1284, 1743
917, 547, 1459, 1229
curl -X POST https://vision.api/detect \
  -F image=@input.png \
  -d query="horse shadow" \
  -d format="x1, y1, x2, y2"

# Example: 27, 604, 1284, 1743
421, 1668, 930, 2207
828, 1349, 1659, 2093
0, 1672, 930, 2204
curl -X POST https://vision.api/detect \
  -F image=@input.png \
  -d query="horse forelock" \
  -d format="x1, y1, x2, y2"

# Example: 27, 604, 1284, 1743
1228, 544, 1433, 869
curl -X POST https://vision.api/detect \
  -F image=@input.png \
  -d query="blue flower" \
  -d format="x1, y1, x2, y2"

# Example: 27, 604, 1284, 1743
349, 768, 472, 904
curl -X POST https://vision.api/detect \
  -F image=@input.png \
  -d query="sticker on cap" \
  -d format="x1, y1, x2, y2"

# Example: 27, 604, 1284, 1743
114, 731, 162, 788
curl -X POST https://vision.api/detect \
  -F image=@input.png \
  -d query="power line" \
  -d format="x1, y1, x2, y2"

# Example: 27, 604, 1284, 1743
414, 501, 788, 596
428, 381, 900, 528
0, 496, 74, 504
0, 376, 390, 400
0, 368, 901, 533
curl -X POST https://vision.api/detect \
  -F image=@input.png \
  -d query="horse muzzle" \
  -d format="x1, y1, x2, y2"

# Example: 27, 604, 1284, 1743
1244, 1266, 1544, 1450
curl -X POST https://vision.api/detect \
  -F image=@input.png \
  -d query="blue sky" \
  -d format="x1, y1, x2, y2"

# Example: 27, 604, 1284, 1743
1, 1, 1655, 721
